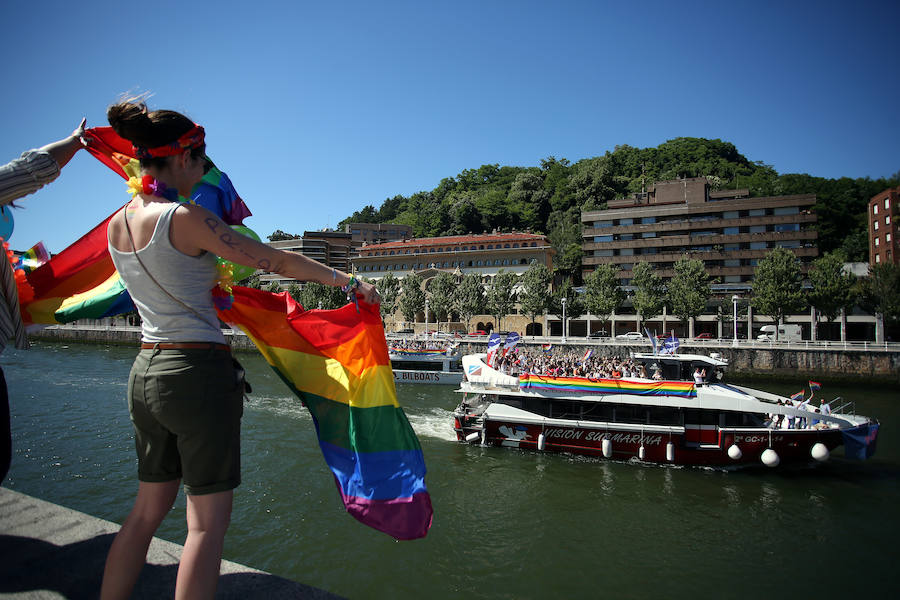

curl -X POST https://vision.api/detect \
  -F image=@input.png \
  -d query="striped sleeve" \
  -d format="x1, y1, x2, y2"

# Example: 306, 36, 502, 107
0, 151, 61, 206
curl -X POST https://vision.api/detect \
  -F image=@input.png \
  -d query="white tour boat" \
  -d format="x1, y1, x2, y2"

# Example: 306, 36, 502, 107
453, 352, 879, 467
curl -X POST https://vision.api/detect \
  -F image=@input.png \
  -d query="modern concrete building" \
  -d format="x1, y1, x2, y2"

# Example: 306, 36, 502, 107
868, 186, 899, 265
259, 230, 353, 288
344, 222, 412, 245
581, 177, 819, 289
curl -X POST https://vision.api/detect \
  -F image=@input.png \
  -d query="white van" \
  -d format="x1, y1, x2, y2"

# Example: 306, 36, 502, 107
757, 324, 802, 341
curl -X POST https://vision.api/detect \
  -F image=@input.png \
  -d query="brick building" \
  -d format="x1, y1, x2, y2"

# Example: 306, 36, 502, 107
869, 186, 899, 265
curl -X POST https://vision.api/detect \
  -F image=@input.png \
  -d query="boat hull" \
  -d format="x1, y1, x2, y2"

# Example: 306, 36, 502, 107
394, 369, 463, 385
453, 411, 852, 467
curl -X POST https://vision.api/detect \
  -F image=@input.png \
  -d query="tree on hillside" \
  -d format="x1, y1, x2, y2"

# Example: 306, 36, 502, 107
399, 272, 425, 324
583, 264, 624, 330
507, 171, 550, 232
454, 273, 486, 333
751, 248, 806, 338
807, 251, 857, 337
631, 261, 665, 329
519, 262, 552, 332
486, 271, 518, 332
267, 230, 301, 241
668, 256, 712, 333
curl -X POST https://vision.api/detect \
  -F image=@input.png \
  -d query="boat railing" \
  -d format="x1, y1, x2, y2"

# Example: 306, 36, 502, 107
831, 397, 854, 415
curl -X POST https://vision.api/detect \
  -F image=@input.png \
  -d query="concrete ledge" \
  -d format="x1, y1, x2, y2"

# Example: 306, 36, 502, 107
0, 488, 342, 599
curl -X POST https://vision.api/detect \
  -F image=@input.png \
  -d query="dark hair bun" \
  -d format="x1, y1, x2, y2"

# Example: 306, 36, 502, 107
107, 98, 195, 150
107, 100, 155, 147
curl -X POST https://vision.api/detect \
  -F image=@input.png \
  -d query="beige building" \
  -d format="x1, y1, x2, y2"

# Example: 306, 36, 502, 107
259, 230, 353, 288
354, 232, 555, 334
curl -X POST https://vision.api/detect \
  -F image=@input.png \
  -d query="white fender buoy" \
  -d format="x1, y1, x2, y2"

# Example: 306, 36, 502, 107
602, 438, 612, 458
811, 442, 830, 462
727, 444, 743, 460
480, 429, 487, 445
465, 432, 479, 443
761, 448, 780, 467
666, 442, 675, 462
537, 433, 546, 451
638, 445, 646, 460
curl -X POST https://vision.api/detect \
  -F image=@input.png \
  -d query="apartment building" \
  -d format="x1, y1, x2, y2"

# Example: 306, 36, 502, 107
869, 186, 899, 265
344, 222, 412, 245
259, 230, 353, 288
581, 177, 818, 289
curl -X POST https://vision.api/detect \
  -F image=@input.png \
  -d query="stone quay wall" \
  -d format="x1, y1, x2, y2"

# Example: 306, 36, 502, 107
30, 326, 900, 385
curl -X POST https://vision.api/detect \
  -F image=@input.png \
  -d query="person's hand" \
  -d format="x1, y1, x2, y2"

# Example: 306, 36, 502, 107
72, 118, 91, 146
357, 281, 381, 305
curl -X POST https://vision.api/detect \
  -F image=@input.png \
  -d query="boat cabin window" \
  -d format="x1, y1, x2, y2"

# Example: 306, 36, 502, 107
647, 406, 681, 425
721, 411, 766, 427
582, 402, 614, 422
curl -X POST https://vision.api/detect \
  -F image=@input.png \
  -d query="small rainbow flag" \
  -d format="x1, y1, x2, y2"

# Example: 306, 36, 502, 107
519, 373, 696, 398
809, 380, 822, 392
541, 344, 553, 354
790, 391, 804, 403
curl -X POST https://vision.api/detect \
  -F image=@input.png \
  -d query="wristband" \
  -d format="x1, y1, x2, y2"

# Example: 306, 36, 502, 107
341, 274, 360, 294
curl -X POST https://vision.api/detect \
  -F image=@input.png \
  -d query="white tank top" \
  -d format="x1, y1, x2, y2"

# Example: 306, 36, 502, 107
109, 202, 225, 343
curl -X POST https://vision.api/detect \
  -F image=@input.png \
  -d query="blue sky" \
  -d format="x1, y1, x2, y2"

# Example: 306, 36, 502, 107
2, 0, 898, 252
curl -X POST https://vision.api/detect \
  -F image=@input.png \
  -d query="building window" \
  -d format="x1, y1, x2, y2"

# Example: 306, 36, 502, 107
723, 227, 739, 235
875, 221, 879, 231
876, 254, 881, 263
775, 223, 800, 232
618, 218, 634, 226
887, 233, 892, 243
476, 260, 483, 266
595, 235, 613, 242
641, 216, 657, 224
886, 199, 891, 210
487, 245, 493, 249
875, 238, 880, 247
749, 225, 766, 234
594, 249, 613, 257
595, 220, 613, 228
773, 207, 799, 216
641, 232, 657, 239
723, 211, 739, 219
503, 259, 509, 265
494, 259, 501, 265
887, 216, 891, 225
749, 209, 765, 217
874, 204, 879, 215
750, 242, 767, 250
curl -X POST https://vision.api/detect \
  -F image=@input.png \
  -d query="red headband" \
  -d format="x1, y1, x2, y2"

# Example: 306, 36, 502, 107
133, 124, 205, 159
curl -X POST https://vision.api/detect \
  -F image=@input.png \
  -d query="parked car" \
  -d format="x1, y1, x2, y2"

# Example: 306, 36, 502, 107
395, 328, 414, 334
693, 333, 713, 340
588, 330, 607, 338
430, 331, 453, 339
615, 331, 644, 340
471, 330, 488, 336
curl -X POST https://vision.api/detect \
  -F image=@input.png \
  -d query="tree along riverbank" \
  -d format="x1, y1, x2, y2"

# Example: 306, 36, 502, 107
30, 324, 900, 385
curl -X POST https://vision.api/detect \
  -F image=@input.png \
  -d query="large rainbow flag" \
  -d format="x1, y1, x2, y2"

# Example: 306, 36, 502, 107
519, 373, 697, 398
216, 286, 432, 539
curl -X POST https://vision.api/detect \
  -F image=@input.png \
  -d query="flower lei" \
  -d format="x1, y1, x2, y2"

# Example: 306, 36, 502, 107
126, 174, 180, 202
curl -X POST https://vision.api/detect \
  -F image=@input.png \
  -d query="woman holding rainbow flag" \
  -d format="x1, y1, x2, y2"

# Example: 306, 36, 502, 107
100, 98, 379, 600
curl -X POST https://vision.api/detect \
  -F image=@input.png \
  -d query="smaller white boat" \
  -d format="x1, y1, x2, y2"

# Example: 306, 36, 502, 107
389, 344, 463, 385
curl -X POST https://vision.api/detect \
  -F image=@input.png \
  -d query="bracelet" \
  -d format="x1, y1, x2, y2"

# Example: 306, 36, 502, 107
341, 274, 360, 294
332, 268, 337, 283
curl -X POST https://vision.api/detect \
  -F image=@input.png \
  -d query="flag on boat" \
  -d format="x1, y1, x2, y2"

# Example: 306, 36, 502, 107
644, 328, 657, 354
841, 422, 879, 460
216, 286, 433, 539
582, 349, 593, 362
503, 332, 520, 357
809, 380, 822, 392
660, 332, 680, 355
486, 332, 502, 367
541, 344, 553, 354
790, 391, 804, 403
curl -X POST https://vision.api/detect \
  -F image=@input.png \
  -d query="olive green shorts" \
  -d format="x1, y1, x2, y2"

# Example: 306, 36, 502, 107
127, 347, 244, 495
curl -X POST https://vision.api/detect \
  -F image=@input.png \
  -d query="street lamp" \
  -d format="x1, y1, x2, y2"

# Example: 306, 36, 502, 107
424, 298, 429, 338
732, 295, 740, 346
561, 296, 567, 344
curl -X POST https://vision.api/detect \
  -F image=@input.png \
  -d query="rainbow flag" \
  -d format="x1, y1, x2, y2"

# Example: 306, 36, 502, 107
541, 343, 553, 354
790, 391, 804, 403
809, 380, 822, 392
21, 209, 134, 325
390, 348, 447, 357
217, 287, 433, 540
519, 373, 697, 398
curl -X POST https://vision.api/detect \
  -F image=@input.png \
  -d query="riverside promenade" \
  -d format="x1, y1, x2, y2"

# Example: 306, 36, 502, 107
32, 324, 900, 384
0, 487, 341, 599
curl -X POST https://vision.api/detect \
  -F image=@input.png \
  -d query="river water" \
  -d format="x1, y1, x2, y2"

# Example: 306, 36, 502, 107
3, 342, 899, 599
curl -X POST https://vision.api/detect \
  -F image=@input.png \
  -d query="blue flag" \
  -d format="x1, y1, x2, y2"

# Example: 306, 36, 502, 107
841, 422, 879, 460
661, 333, 680, 355
486, 333, 502, 367
644, 328, 657, 354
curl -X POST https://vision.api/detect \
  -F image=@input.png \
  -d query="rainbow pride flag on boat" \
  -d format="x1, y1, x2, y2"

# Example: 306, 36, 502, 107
519, 373, 697, 398
217, 286, 433, 540
390, 348, 448, 357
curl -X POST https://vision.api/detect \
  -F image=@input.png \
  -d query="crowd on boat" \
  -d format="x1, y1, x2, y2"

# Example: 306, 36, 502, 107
766, 397, 833, 430
388, 340, 457, 353
491, 349, 660, 380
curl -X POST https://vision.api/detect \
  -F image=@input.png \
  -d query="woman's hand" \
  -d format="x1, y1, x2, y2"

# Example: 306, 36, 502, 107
356, 280, 381, 305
